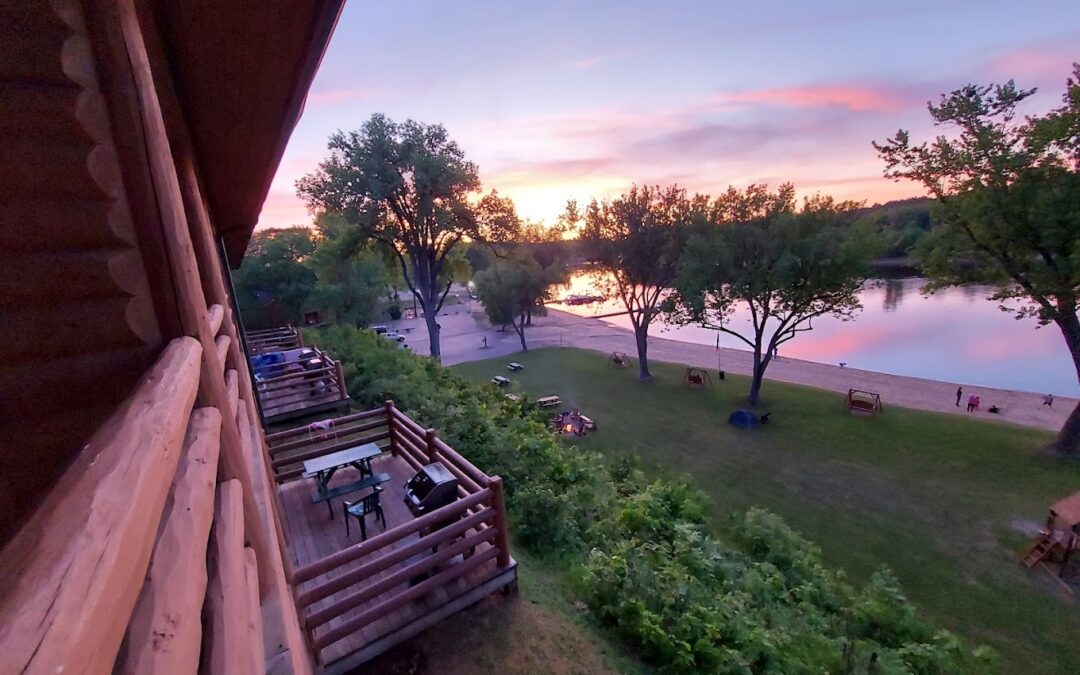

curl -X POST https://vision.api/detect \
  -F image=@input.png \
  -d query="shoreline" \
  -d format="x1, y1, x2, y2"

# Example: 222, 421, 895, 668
403, 305, 1076, 433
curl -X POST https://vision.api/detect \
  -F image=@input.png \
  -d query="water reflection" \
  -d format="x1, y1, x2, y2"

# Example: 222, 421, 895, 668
552, 271, 1078, 395
882, 279, 905, 313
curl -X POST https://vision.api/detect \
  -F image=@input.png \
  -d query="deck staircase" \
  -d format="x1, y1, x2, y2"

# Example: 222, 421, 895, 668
1022, 534, 1055, 568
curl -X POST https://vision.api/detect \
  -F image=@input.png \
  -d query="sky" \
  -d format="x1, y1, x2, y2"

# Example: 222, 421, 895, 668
258, 0, 1079, 230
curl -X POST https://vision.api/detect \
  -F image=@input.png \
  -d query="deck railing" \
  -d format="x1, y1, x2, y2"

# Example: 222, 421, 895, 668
269, 403, 514, 668
256, 346, 349, 423
247, 325, 303, 354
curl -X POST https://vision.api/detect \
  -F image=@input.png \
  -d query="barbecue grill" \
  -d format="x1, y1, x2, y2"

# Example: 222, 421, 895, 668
403, 462, 459, 516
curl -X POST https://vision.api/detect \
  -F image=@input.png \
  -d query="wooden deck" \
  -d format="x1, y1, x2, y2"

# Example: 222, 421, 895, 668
277, 451, 515, 670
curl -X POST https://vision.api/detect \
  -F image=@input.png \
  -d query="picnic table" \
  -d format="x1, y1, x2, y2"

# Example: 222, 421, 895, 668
303, 442, 381, 491
537, 395, 562, 408
507, 362, 523, 371
491, 375, 511, 386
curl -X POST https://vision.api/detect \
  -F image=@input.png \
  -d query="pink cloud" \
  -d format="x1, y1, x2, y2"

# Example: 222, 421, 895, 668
306, 87, 386, 106
714, 85, 914, 112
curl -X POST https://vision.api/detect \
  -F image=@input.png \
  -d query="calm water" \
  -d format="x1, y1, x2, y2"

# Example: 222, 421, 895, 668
552, 272, 1079, 396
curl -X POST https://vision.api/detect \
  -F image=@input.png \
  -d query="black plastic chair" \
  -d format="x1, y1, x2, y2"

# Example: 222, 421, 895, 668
343, 487, 386, 540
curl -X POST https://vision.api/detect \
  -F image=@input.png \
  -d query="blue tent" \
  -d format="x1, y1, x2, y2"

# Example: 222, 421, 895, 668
728, 409, 759, 429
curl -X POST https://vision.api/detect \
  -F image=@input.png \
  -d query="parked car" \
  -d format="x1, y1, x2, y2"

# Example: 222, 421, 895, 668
371, 325, 388, 335
382, 332, 407, 343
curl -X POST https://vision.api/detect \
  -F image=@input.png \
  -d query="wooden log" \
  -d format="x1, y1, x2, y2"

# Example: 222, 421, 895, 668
490, 476, 511, 569
432, 436, 490, 486
391, 407, 427, 437
243, 548, 266, 674
313, 547, 499, 649
208, 303, 224, 335
291, 489, 492, 584
307, 527, 496, 631
117, 406, 222, 675
225, 369, 239, 420
0, 337, 200, 674
205, 480, 252, 675
115, 0, 274, 595
385, 400, 397, 455
298, 507, 494, 608
136, 12, 310, 668
215, 334, 230, 372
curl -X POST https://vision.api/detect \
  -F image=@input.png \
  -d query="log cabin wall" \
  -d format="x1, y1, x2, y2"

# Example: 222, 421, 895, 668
0, 1, 319, 672
0, 1, 164, 545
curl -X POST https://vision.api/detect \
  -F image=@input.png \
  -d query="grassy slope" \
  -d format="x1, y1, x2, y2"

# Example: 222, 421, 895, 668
362, 545, 646, 675
453, 348, 1080, 675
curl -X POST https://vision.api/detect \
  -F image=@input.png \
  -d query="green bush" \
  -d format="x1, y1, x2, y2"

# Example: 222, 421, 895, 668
306, 326, 994, 674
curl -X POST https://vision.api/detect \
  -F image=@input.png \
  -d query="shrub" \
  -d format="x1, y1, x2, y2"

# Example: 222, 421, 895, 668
306, 326, 995, 674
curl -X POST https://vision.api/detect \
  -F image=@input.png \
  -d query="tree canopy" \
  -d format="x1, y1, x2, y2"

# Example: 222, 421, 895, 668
576, 184, 701, 380
233, 227, 317, 329
296, 114, 520, 358
875, 64, 1080, 454
474, 248, 566, 352
668, 185, 872, 405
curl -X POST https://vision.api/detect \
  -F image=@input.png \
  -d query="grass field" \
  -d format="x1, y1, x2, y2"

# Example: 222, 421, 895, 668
453, 348, 1080, 674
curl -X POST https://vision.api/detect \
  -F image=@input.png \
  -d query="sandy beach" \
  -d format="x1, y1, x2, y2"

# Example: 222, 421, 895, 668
389, 302, 1076, 433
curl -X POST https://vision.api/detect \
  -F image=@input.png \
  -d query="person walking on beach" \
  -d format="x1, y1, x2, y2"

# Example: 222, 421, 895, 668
1043, 394, 1054, 408
955, 386, 963, 407
966, 393, 977, 413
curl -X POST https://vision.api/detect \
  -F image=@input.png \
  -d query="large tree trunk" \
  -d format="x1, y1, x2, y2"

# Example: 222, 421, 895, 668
513, 312, 528, 351
747, 344, 774, 407
748, 349, 764, 406
424, 308, 441, 360
1050, 312, 1080, 456
634, 325, 651, 381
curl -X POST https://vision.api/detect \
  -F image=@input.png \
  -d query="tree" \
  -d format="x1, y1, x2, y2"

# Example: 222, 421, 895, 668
307, 211, 389, 327
667, 185, 872, 405
233, 227, 317, 328
296, 114, 519, 359
575, 185, 699, 380
874, 65, 1080, 455
474, 249, 566, 351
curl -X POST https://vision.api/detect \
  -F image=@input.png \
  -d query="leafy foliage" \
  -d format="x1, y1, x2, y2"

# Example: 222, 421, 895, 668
874, 65, 1080, 454
667, 185, 873, 405
234, 228, 318, 328
307, 327, 994, 674
474, 248, 567, 350
296, 114, 520, 358
572, 185, 703, 380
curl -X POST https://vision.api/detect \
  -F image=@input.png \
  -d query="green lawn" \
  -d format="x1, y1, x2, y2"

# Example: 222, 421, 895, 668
453, 348, 1080, 674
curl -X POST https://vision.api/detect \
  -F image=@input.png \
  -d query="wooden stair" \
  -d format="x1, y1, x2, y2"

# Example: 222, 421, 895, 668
1022, 534, 1055, 568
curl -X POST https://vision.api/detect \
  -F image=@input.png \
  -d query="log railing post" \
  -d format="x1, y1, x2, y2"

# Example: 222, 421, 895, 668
490, 476, 511, 569
385, 400, 397, 456
424, 428, 438, 465
115, 0, 274, 596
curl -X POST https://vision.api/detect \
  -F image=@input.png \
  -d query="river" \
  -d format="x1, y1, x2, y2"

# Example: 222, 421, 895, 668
550, 271, 1080, 396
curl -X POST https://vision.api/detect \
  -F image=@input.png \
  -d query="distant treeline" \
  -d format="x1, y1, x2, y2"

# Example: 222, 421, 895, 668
517, 196, 936, 265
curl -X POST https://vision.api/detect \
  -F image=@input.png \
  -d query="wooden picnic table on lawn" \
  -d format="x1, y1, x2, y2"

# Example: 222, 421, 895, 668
303, 442, 382, 491
507, 362, 523, 371
537, 395, 562, 408
491, 375, 511, 386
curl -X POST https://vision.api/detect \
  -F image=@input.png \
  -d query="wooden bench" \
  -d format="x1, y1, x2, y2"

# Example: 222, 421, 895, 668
311, 472, 390, 518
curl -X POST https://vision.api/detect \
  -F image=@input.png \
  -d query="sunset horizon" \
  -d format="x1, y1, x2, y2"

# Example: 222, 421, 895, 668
258, 1, 1078, 230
